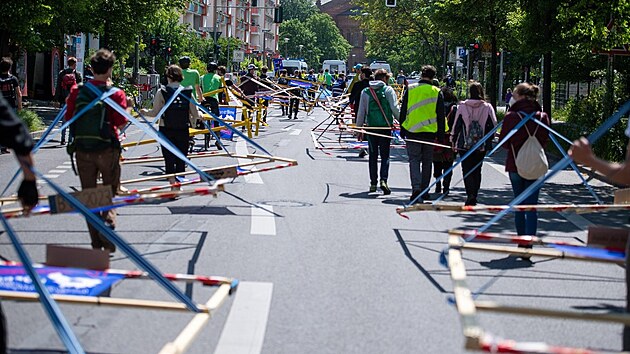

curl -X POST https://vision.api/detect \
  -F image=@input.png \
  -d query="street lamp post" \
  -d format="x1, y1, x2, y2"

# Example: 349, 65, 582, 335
284, 37, 289, 58
262, 29, 271, 68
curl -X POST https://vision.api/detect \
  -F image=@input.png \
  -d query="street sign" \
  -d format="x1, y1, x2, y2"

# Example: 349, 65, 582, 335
458, 47, 466, 58
233, 50, 245, 62
482, 52, 492, 58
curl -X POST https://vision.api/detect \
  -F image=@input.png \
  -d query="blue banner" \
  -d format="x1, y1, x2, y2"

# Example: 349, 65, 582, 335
0, 265, 124, 296
288, 80, 313, 89
219, 106, 237, 120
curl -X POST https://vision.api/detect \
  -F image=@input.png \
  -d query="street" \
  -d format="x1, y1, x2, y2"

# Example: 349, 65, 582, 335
0, 105, 627, 354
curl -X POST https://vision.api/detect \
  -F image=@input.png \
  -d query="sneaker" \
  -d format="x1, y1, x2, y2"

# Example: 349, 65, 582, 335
358, 149, 367, 158
464, 197, 477, 206
369, 184, 377, 193
421, 192, 431, 201
215, 141, 223, 150
60, 140, 66, 146
380, 180, 391, 195
0, 148, 9, 154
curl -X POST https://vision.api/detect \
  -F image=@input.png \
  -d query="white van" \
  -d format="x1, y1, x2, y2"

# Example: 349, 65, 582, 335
369, 61, 392, 73
282, 60, 308, 75
322, 60, 347, 74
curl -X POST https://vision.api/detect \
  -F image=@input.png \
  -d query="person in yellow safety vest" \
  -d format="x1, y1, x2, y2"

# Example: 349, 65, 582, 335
399, 65, 445, 203
347, 63, 363, 94
317, 69, 325, 85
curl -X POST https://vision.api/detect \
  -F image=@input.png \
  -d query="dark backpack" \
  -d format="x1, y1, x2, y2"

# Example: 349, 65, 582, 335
0, 75, 17, 107
69, 84, 120, 152
464, 120, 484, 150
160, 86, 192, 130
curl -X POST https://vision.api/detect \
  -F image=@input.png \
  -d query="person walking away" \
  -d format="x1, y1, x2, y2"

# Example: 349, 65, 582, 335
349, 68, 373, 157
505, 88, 513, 110
0, 57, 23, 154
0, 94, 40, 354
142, 65, 199, 191
451, 81, 497, 206
201, 61, 223, 150
65, 49, 132, 254
324, 69, 333, 89
258, 66, 273, 123
570, 110, 630, 351
433, 87, 458, 195
400, 65, 445, 202
54, 57, 82, 145
178, 56, 203, 102
287, 71, 301, 119
331, 73, 346, 97
356, 69, 400, 194
498, 83, 549, 243
277, 69, 290, 116
396, 70, 406, 85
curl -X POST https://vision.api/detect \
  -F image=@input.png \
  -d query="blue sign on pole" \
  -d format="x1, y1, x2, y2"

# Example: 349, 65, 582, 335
458, 48, 467, 58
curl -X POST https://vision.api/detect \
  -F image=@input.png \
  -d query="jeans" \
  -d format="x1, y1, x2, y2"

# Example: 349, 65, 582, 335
406, 141, 433, 191
160, 128, 190, 175
367, 134, 391, 185
460, 150, 485, 201
433, 160, 453, 190
509, 172, 540, 235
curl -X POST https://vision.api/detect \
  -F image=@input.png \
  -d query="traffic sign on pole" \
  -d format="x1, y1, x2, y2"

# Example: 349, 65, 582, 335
232, 50, 245, 62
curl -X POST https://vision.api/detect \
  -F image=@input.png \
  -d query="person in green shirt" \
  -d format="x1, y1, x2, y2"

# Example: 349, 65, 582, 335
178, 56, 203, 101
324, 69, 333, 89
201, 61, 223, 150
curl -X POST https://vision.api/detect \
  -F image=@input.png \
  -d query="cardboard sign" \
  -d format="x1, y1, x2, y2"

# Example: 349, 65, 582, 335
614, 188, 630, 204
46, 245, 110, 270
48, 185, 113, 214
206, 166, 238, 179
587, 225, 630, 252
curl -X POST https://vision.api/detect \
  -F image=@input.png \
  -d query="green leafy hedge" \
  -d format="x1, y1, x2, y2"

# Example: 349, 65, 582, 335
18, 109, 44, 132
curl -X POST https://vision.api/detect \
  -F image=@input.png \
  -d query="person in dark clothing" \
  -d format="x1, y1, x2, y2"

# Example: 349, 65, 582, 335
0, 57, 23, 154
399, 65, 445, 202
498, 82, 549, 238
0, 94, 40, 354
432, 87, 458, 196
349, 68, 372, 157
239, 64, 260, 97
451, 81, 497, 206
54, 57, 83, 145
142, 65, 199, 191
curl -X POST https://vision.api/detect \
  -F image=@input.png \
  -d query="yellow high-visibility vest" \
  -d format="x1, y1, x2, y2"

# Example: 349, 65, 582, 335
402, 83, 440, 133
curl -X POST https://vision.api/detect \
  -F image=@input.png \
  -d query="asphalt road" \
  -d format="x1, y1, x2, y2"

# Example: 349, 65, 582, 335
0, 104, 627, 354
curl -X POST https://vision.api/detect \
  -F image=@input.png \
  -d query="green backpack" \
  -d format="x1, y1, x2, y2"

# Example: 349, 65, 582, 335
68, 84, 121, 152
365, 86, 393, 128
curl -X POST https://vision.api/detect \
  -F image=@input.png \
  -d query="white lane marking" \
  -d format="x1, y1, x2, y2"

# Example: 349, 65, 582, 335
62, 161, 72, 165
289, 129, 302, 136
56, 165, 72, 169
250, 205, 276, 235
214, 282, 273, 354
43, 174, 59, 179
48, 169, 67, 174
236, 139, 263, 184
486, 161, 591, 230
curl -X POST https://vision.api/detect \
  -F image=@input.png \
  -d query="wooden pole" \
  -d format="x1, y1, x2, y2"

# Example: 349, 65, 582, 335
0, 290, 209, 313
159, 283, 232, 354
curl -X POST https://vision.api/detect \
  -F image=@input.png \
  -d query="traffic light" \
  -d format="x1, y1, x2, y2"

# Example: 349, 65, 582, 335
504, 51, 512, 65
149, 38, 158, 56
469, 42, 480, 61
274, 7, 283, 23
385, 0, 396, 7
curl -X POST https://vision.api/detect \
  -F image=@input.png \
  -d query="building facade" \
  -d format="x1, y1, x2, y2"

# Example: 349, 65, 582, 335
317, 0, 366, 67
180, 0, 280, 66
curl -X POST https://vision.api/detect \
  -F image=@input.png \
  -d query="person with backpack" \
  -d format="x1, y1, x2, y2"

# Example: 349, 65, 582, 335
498, 83, 549, 243
356, 69, 400, 194
0, 57, 23, 154
55, 57, 82, 145
141, 65, 199, 191
451, 81, 497, 206
350, 67, 372, 158
65, 49, 133, 254
400, 65, 445, 202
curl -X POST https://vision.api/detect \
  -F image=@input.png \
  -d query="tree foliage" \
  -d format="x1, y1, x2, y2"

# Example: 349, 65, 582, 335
306, 13, 352, 61
279, 19, 321, 66
280, 0, 317, 22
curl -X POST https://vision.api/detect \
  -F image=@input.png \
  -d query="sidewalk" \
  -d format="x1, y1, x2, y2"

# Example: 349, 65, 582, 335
24, 99, 63, 141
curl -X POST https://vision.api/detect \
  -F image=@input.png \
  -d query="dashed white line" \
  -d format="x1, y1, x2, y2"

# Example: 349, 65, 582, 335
250, 205, 276, 236
48, 169, 67, 174
43, 174, 59, 179
214, 282, 273, 354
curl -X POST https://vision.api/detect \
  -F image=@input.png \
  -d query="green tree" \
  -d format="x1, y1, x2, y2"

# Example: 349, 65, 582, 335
278, 19, 321, 67
279, 0, 317, 22
0, 0, 54, 55
305, 13, 351, 62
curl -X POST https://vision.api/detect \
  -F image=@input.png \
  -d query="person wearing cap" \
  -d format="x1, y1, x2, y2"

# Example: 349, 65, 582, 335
201, 61, 222, 150
178, 56, 203, 102
239, 64, 260, 97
